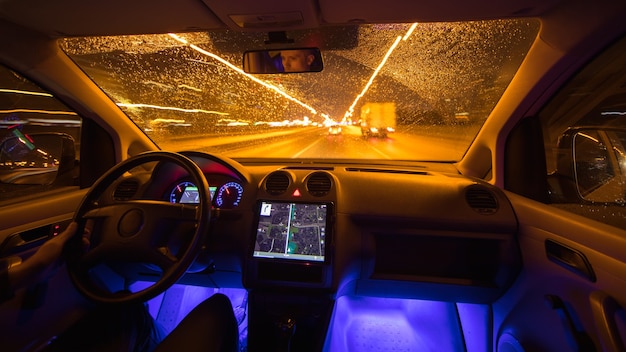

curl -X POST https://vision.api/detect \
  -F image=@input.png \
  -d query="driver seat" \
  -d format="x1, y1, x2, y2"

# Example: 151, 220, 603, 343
44, 293, 238, 352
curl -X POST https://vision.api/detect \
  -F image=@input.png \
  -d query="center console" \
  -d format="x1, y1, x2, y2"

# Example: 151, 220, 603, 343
244, 200, 335, 351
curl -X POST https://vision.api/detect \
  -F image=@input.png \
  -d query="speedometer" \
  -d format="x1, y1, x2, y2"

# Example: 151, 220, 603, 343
170, 181, 199, 204
215, 181, 243, 208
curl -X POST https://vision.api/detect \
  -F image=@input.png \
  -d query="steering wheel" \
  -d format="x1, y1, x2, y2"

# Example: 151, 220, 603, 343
67, 151, 211, 304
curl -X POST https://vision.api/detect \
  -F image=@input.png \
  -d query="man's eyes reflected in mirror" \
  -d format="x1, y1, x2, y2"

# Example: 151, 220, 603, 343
280, 49, 316, 72
243, 48, 323, 74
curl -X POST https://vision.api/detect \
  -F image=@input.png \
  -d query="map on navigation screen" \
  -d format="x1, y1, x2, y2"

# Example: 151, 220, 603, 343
254, 201, 328, 262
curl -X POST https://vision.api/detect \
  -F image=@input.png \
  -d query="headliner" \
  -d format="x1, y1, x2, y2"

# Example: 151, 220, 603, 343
0, 0, 562, 37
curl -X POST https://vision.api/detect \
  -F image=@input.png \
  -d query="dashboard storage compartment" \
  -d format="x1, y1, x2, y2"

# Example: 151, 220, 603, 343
357, 230, 521, 303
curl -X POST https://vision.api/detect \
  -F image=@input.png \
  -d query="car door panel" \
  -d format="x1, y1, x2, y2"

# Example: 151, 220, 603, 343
494, 192, 626, 351
0, 189, 89, 351
0, 189, 85, 236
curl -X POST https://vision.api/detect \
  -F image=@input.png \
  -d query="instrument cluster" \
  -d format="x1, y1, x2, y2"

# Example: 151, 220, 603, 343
169, 177, 244, 209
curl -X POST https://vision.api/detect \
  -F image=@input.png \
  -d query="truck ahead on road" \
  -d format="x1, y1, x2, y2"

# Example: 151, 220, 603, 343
360, 102, 396, 138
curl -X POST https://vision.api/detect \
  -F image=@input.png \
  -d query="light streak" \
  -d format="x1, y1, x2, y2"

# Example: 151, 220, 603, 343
178, 84, 202, 92
28, 118, 80, 125
150, 118, 186, 125
343, 35, 402, 119
403, 23, 418, 41
168, 34, 318, 116
143, 80, 174, 90
578, 132, 599, 143
12, 129, 35, 150
343, 23, 417, 119
117, 103, 230, 116
0, 109, 77, 116
0, 89, 53, 97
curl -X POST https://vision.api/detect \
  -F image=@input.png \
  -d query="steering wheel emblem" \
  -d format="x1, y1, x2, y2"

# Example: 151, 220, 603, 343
118, 208, 144, 237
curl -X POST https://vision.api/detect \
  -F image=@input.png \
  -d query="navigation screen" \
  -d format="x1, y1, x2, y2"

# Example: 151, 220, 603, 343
253, 201, 328, 262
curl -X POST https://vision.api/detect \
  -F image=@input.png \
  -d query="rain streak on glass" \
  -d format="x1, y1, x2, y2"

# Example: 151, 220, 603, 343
62, 20, 539, 161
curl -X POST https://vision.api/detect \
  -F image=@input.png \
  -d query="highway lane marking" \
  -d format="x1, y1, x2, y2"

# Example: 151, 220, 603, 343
293, 136, 325, 158
162, 127, 318, 145
294, 134, 393, 159
216, 130, 324, 157
367, 143, 393, 159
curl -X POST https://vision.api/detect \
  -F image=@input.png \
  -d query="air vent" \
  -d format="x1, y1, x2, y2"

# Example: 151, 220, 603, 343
465, 186, 498, 214
113, 179, 139, 200
265, 172, 291, 195
306, 172, 332, 197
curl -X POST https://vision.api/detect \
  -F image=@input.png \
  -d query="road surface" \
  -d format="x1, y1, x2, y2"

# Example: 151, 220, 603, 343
156, 125, 479, 161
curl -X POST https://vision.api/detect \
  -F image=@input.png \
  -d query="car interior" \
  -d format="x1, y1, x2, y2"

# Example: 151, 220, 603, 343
1, 0, 626, 351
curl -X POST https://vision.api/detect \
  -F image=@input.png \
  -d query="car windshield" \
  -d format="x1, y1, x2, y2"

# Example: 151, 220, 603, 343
62, 20, 539, 162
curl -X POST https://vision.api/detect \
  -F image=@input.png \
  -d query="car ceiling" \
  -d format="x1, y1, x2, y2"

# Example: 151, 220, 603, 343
0, 0, 562, 37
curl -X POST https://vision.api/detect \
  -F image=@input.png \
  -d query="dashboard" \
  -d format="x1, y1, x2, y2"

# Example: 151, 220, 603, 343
113, 151, 520, 304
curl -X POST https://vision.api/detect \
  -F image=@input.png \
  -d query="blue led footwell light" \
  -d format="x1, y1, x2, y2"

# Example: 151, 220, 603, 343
324, 295, 466, 351
132, 282, 479, 352
130, 282, 249, 349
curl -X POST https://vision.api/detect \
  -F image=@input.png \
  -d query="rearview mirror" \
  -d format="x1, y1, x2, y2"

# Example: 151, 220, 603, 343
243, 48, 323, 74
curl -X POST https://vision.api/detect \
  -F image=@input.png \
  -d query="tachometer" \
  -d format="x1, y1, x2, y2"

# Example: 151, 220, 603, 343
170, 181, 199, 204
215, 181, 243, 208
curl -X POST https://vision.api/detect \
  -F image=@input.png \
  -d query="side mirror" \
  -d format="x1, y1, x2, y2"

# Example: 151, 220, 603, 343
0, 132, 76, 186
243, 47, 323, 74
555, 127, 626, 203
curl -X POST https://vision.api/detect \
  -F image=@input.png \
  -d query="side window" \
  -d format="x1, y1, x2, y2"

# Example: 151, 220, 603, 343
539, 35, 626, 228
0, 65, 81, 202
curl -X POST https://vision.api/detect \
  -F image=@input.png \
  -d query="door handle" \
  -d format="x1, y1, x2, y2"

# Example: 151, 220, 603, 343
545, 239, 596, 282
